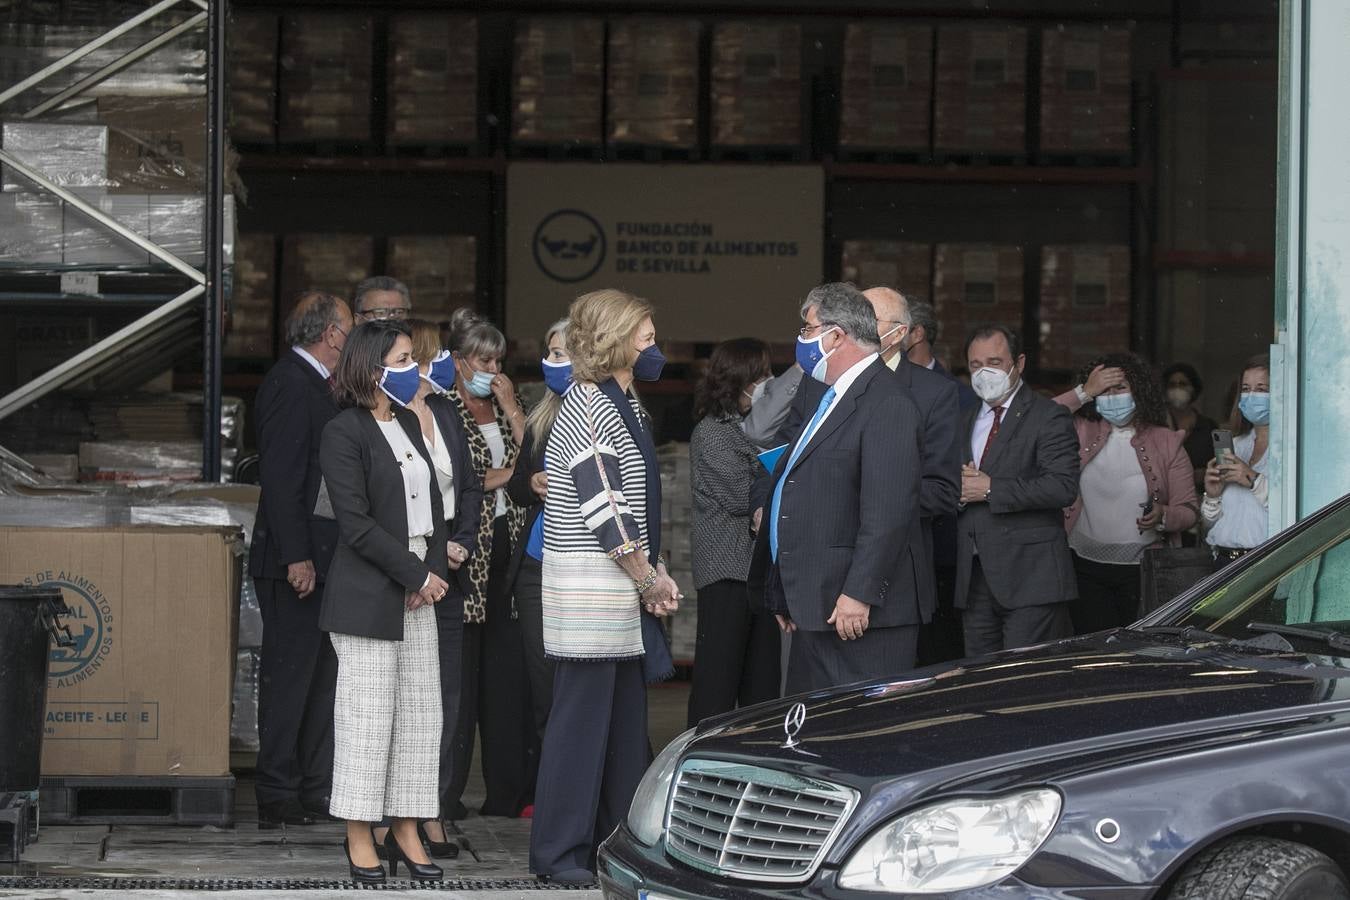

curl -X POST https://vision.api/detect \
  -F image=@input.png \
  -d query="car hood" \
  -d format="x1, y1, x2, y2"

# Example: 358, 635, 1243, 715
687, 629, 1350, 790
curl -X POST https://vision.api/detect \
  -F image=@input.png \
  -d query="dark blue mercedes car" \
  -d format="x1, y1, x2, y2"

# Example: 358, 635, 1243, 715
599, 494, 1350, 900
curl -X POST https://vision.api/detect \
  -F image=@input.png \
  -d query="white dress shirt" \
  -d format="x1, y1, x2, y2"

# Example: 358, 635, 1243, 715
292, 345, 330, 379
810, 352, 879, 436
427, 419, 456, 522
970, 380, 1024, 467
376, 418, 435, 539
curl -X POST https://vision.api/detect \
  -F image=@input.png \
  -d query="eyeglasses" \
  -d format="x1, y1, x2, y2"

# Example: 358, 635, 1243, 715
357, 306, 411, 321
330, 323, 349, 338
799, 321, 836, 338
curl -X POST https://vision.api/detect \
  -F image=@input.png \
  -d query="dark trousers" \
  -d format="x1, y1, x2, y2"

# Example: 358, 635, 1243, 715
687, 580, 781, 728
254, 576, 337, 808
785, 625, 917, 695
962, 558, 1072, 656
448, 517, 532, 817
514, 554, 553, 806
1069, 553, 1142, 635
434, 594, 465, 819
917, 566, 965, 666
530, 659, 648, 877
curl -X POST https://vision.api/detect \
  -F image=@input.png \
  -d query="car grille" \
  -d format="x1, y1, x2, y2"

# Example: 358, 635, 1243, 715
664, 758, 858, 883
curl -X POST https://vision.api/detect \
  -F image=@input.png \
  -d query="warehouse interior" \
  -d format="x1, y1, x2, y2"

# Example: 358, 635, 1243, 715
0, 0, 1281, 841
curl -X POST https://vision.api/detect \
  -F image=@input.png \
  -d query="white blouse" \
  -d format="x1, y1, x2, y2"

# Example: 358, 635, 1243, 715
426, 419, 456, 522
479, 420, 508, 518
1069, 425, 1154, 565
377, 418, 434, 539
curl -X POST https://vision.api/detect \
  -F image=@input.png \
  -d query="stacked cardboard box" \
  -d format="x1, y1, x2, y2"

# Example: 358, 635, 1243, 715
278, 234, 374, 330
934, 24, 1027, 156
607, 19, 699, 148
228, 11, 277, 144
512, 18, 604, 146
711, 22, 802, 148
839, 23, 933, 153
388, 14, 478, 147
97, 96, 206, 193
1038, 244, 1130, 371
840, 241, 932, 302
387, 234, 477, 320
932, 244, 1024, 367
278, 14, 373, 144
2, 122, 110, 191
0, 193, 62, 263
1040, 25, 1131, 156
658, 442, 696, 663
223, 232, 276, 359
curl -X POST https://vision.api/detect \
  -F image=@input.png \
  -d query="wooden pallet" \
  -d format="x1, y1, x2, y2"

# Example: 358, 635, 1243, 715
39, 775, 235, 827
708, 144, 807, 163
608, 143, 701, 163
509, 142, 604, 162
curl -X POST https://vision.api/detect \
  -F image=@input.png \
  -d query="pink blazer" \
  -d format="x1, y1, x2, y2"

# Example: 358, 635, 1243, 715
1054, 391, 1199, 547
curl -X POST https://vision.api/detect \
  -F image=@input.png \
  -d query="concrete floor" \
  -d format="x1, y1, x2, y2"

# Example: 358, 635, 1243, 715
0, 681, 693, 897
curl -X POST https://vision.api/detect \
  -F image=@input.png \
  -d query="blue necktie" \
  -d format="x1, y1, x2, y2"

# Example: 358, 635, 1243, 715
769, 386, 836, 561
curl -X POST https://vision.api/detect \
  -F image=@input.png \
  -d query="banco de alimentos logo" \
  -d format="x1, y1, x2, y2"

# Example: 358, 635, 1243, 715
532, 209, 606, 283
26, 571, 114, 686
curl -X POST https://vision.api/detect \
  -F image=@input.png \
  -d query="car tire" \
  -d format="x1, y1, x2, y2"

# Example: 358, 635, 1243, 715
1170, 836, 1350, 900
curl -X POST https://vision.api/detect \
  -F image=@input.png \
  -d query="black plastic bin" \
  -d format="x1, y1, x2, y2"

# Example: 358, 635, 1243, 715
0, 586, 72, 794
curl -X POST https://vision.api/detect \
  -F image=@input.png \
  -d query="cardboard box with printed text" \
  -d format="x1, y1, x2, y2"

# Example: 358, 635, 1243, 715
0, 525, 242, 777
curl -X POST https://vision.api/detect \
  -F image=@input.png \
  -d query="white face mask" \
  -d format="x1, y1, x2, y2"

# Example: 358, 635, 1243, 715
879, 322, 907, 351
742, 379, 768, 406
971, 365, 1016, 404
1166, 387, 1192, 410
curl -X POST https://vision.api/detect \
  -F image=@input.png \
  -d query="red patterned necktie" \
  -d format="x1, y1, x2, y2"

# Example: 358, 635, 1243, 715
978, 406, 1004, 469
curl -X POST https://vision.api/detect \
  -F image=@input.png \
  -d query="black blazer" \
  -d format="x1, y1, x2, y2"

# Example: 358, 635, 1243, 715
426, 392, 485, 598
249, 350, 340, 582
954, 385, 1081, 611
750, 356, 960, 622
318, 407, 450, 641
504, 429, 547, 588
747, 359, 925, 631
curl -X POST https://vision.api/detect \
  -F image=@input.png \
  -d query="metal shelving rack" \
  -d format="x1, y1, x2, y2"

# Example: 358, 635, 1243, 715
0, 0, 227, 480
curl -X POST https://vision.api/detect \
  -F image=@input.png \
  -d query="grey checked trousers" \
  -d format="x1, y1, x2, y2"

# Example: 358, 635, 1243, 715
328, 537, 442, 822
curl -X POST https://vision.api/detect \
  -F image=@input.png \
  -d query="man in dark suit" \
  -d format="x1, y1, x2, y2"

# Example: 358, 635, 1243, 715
862, 287, 962, 660
747, 283, 925, 693
250, 290, 353, 827
906, 300, 980, 413
956, 325, 1080, 656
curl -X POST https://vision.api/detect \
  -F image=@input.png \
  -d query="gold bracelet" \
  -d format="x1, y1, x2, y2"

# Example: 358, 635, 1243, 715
634, 566, 659, 594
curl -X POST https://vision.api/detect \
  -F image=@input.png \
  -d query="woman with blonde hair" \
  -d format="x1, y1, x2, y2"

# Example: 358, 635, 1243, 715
529, 290, 680, 884
504, 317, 570, 813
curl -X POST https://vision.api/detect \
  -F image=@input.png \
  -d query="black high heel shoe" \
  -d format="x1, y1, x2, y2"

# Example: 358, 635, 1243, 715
370, 825, 389, 860
384, 828, 444, 881
343, 838, 386, 885
417, 819, 461, 859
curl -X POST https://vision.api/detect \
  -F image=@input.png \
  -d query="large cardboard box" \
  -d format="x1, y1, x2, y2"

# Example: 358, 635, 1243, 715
839, 23, 933, 153
386, 234, 477, 319
0, 524, 242, 777
1038, 244, 1130, 371
279, 14, 374, 144
512, 17, 604, 145
1040, 25, 1132, 155
711, 22, 802, 148
934, 24, 1027, 155
607, 19, 700, 148
932, 243, 1024, 368
97, 96, 206, 194
840, 240, 932, 303
388, 14, 478, 147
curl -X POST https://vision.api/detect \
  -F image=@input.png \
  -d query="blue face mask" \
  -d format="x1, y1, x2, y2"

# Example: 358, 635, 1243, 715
795, 327, 838, 383
423, 350, 456, 392
542, 358, 573, 395
1095, 391, 1136, 426
1239, 391, 1270, 426
633, 344, 666, 382
465, 368, 495, 398
379, 361, 421, 407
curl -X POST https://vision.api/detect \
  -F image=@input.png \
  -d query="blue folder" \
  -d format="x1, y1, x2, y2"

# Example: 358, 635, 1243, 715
757, 443, 789, 473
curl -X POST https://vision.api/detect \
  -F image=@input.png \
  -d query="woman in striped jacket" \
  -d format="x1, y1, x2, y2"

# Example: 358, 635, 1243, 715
528, 289, 680, 884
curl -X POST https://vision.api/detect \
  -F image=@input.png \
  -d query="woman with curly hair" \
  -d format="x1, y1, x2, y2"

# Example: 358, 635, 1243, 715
686, 338, 778, 727
1055, 353, 1198, 633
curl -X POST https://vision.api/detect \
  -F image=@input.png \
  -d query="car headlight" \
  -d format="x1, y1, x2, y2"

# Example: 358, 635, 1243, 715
627, 727, 698, 846
837, 788, 1061, 894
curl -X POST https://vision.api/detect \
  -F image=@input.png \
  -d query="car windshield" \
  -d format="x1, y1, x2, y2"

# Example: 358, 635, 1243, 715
1162, 500, 1350, 645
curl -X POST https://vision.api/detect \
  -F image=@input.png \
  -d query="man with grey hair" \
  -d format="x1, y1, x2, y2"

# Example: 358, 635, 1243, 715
249, 290, 352, 827
352, 275, 411, 322
862, 286, 962, 664
747, 283, 926, 691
